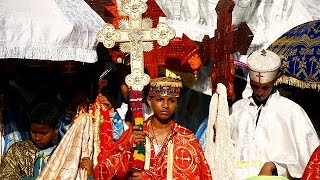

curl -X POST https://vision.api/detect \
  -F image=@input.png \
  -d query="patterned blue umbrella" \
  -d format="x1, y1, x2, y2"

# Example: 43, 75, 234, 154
268, 20, 320, 89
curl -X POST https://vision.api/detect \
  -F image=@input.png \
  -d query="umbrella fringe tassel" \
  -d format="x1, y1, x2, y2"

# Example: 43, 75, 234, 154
275, 75, 320, 90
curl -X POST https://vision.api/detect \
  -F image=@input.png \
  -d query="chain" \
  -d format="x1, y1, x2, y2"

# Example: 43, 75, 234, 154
151, 123, 171, 149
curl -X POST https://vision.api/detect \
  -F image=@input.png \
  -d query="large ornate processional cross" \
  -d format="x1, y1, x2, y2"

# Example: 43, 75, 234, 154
97, 0, 175, 171
199, 0, 253, 97
97, 0, 175, 91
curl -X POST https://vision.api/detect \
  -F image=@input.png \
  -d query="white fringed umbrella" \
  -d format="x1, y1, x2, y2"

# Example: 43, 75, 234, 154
0, 0, 105, 63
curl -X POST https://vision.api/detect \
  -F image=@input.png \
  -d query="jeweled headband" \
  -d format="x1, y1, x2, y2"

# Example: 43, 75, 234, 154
148, 77, 183, 97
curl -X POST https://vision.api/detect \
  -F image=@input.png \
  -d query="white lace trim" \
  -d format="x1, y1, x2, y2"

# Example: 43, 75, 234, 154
0, 0, 104, 62
0, 42, 97, 62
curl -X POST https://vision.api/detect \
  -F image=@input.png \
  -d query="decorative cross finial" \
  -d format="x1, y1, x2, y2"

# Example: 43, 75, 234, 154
97, 0, 175, 91
261, 49, 267, 56
200, 0, 253, 97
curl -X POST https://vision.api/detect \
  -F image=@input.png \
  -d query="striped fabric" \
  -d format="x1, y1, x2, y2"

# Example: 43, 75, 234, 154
37, 114, 93, 180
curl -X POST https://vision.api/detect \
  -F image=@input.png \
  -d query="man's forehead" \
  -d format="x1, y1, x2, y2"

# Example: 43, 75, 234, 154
30, 123, 52, 130
250, 80, 274, 87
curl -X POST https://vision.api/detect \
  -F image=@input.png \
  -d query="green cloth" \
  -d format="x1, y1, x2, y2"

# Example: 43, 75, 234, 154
19, 178, 36, 180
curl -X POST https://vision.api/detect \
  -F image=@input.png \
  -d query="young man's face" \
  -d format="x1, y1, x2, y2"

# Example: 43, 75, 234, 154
250, 80, 275, 102
30, 123, 55, 150
147, 95, 178, 121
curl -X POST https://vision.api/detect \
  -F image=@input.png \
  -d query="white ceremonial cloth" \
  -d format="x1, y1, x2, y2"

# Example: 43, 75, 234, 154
154, 0, 320, 44
0, 0, 104, 62
232, 0, 317, 53
204, 83, 234, 179
155, 0, 218, 42
230, 91, 320, 179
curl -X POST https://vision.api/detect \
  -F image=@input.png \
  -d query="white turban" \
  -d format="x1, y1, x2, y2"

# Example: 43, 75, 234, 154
247, 49, 281, 83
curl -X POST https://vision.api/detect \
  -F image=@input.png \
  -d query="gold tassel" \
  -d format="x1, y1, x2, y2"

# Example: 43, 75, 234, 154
275, 75, 320, 90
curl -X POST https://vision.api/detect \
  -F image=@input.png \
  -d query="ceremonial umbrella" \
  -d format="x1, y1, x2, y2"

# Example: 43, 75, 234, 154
0, 0, 105, 63
268, 20, 320, 90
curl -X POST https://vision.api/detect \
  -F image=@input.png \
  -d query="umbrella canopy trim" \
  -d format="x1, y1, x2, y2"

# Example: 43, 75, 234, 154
0, 0, 105, 62
269, 20, 320, 90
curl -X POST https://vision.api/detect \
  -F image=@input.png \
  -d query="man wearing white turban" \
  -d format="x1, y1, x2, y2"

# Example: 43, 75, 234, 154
230, 49, 320, 179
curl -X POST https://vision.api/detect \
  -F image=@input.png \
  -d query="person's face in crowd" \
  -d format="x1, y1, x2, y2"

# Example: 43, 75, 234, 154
250, 80, 275, 102
147, 95, 178, 122
71, 90, 89, 109
96, 93, 114, 113
30, 123, 56, 150
120, 83, 132, 102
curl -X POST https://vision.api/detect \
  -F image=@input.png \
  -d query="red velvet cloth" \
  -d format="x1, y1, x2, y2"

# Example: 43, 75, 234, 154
302, 145, 320, 180
96, 118, 212, 179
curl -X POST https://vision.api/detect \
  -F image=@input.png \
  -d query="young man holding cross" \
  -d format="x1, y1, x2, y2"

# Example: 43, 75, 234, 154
230, 49, 320, 179
96, 77, 212, 179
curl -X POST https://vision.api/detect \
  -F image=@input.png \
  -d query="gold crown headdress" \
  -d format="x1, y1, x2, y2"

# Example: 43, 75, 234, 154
148, 77, 183, 97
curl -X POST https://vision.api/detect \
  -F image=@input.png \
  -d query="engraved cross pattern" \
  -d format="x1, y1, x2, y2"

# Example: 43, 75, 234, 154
97, 0, 175, 91
175, 149, 191, 166
199, 0, 253, 97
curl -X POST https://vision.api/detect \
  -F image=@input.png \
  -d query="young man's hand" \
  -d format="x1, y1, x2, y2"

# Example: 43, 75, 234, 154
80, 157, 94, 177
259, 161, 276, 176
132, 125, 146, 144
132, 172, 142, 180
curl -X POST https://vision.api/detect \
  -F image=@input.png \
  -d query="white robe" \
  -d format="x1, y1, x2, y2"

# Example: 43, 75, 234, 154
230, 91, 320, 179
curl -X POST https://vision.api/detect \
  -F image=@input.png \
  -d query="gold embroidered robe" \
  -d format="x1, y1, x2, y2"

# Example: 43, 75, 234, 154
0, 140, 38, 180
